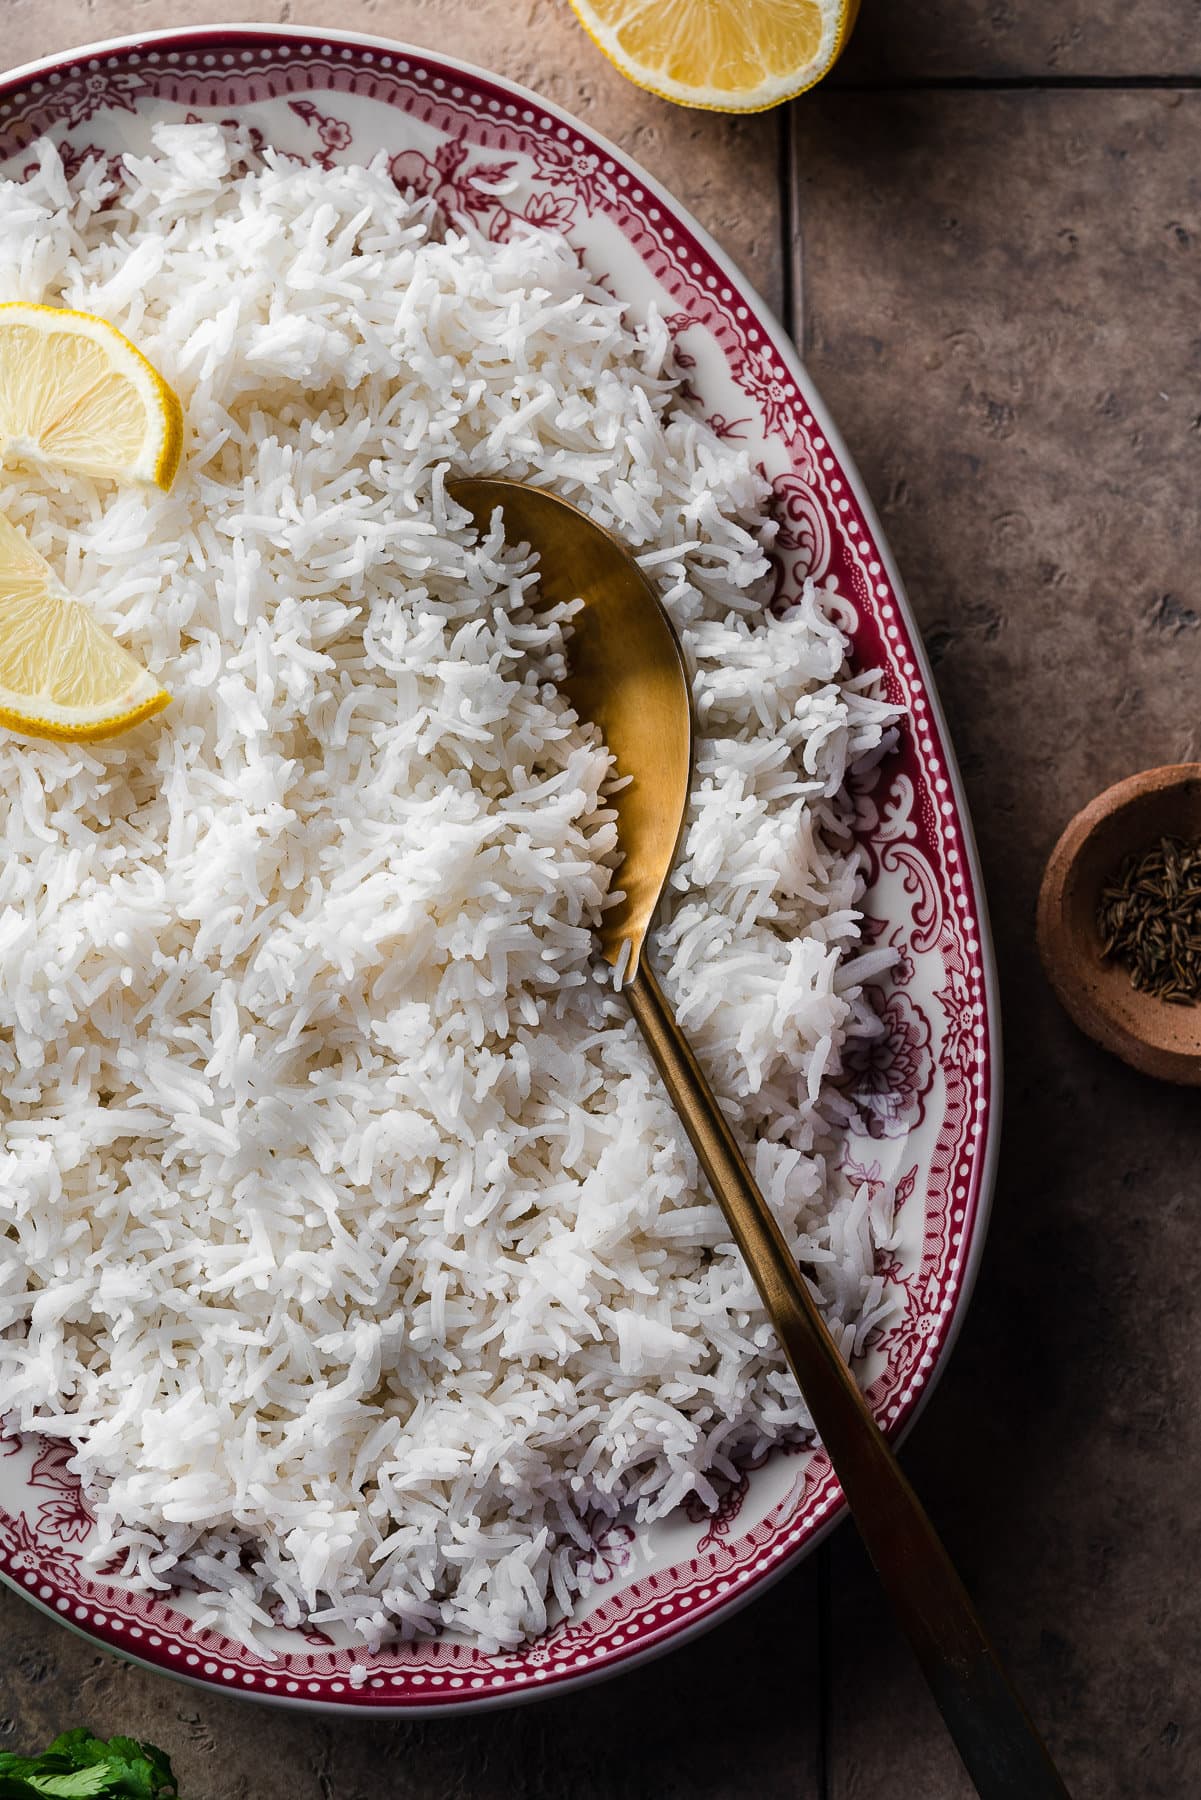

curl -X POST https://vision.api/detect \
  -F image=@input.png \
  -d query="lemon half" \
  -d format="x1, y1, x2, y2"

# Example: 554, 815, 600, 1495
568, 0, 858, 112
0, 303, 183, 490
0, 514, 169, 742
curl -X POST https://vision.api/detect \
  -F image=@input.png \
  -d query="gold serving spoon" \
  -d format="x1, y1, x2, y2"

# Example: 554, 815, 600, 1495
449, 477, 1070, 1800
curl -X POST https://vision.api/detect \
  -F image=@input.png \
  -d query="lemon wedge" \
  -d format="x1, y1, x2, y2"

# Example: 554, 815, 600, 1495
0, 514, 169, 741
567, 0, 857, 111
0, 303, 183, 490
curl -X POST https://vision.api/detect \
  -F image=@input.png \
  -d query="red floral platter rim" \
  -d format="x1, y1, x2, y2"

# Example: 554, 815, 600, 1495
0, 23, 1002, 1715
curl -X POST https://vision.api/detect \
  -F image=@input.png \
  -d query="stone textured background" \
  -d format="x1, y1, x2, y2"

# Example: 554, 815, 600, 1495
2, 2, 1199, 1795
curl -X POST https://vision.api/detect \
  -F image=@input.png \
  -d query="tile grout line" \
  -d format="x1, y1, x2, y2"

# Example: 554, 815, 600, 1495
779, 102, 804, 353
826, 73, 1201, 92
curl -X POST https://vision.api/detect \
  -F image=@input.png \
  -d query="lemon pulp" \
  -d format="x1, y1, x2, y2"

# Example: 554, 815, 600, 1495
568, 0, 857, 111
0, 514, 170, 742
0, 302, 183, 490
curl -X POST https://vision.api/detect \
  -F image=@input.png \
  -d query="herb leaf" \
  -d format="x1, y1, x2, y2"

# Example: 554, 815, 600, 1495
28, 1771, 114, 1798
0, 1734, 178, 1800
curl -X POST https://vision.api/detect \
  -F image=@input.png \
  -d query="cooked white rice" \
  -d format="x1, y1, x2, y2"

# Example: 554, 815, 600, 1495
0, 124, 899, 1652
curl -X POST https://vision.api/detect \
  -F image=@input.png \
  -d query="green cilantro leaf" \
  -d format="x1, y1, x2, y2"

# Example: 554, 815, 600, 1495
28, 1771, 114, 1797
0, 1733, 178, 1799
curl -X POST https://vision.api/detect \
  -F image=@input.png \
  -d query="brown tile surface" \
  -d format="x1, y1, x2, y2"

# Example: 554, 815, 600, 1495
791, 87, 1201, 1798
834, 0, 1201, 82
0, 0, 784, 318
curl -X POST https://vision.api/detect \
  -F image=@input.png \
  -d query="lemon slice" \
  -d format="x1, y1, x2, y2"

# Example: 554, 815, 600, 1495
568, 0, 857, 111
0, 302, 183, 490
0, 514, 169, 741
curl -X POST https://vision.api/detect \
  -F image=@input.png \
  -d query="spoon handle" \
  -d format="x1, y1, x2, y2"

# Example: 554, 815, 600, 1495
624, 960, 1070, 1800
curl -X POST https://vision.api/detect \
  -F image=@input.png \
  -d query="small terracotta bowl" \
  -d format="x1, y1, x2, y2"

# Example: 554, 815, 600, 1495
1037, 764, 1201, 1085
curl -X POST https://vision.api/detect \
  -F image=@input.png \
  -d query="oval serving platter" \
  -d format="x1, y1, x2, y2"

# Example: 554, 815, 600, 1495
0, 24, 999, 1714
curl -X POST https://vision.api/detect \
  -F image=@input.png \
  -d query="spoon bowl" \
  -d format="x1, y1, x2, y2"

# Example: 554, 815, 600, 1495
448, 477, 692, 974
